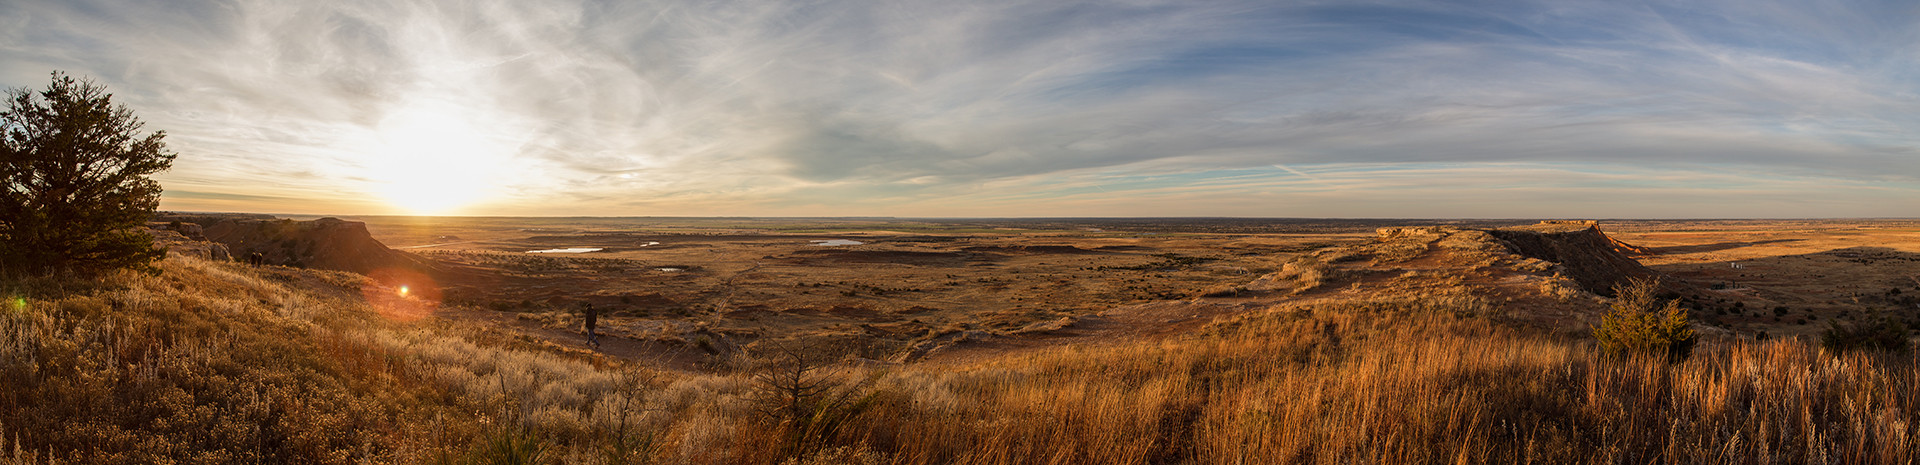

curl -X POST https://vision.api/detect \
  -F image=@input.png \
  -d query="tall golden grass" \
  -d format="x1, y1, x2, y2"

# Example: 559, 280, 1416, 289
3, 254, 1917, 463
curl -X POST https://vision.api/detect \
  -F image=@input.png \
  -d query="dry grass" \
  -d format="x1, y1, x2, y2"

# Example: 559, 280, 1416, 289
764, 292, 1920, 464
1539, 273, 1586, 302
0, 255, 424, 463
4, 254, 1919, 463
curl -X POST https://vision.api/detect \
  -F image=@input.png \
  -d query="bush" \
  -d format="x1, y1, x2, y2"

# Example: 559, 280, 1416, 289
462, 428, 549, 465
1593, 278, 1696, 362
1820, 311, 1911, 353
747, 343, 880, 459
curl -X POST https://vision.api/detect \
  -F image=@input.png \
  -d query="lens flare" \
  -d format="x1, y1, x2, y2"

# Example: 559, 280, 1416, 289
363, 268, 441, 321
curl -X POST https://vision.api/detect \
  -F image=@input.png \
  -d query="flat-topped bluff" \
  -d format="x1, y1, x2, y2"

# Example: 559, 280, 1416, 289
1367, 221, 1669, 296
1481, 221, 1667, 296
155, 215, 437, 275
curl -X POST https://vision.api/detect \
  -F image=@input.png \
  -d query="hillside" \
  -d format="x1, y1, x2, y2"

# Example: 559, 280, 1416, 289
4, 220, 1919, 463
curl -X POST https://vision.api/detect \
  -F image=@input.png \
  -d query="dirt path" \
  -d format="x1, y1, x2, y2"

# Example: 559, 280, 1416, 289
434, 307, 715, 372
711, 261, 762, 312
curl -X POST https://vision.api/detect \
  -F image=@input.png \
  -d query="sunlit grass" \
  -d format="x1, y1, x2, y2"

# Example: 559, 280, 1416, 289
3, 254, 1917, 463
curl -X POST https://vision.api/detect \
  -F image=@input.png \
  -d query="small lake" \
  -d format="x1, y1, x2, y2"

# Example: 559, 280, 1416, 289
527, 248, 603, 254
810, 239, 864, 247
656, 267, 684, 272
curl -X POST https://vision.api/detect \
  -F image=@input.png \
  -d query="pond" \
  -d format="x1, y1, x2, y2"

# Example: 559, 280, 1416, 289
810, 239, 864, 247
526, 247, 603, 254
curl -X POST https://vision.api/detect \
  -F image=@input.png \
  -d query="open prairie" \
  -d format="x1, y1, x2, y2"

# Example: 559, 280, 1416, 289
334, 216, 1920, 368
1610, 221, 1920, 338
347, 216, 1412, 367
13, 215, 1920, 464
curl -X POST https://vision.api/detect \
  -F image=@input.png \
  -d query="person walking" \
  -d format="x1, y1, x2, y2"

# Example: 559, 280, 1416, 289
583, 303, 601, 349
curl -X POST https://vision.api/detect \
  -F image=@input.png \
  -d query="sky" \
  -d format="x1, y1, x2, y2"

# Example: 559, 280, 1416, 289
4, 0, 1918, 218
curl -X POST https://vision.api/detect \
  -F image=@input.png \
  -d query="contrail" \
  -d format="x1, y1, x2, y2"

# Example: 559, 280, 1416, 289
1272, 164, 1324, 181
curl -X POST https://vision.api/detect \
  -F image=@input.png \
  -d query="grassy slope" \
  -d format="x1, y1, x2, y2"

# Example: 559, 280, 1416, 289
3, 254, 1918, 464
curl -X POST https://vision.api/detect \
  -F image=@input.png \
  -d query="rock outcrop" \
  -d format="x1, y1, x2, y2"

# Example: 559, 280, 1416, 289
1485, 222, 1672, 296
147, 221, 207, 241
1270, 221, 1682, 299
148, 228, 231, 261
200, 217, 438, 275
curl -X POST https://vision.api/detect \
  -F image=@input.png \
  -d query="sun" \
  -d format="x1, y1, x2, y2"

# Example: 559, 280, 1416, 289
366, 102, 521, 215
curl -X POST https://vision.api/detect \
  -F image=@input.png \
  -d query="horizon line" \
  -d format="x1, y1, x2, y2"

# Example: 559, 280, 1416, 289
157, 211, 1920, 222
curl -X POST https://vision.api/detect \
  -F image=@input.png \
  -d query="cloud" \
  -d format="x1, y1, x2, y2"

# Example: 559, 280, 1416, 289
3, 0, 1917, 216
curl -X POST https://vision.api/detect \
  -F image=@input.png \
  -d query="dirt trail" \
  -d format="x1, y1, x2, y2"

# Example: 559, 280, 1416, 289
435, 307, 715, 372
711, 261, 763, 312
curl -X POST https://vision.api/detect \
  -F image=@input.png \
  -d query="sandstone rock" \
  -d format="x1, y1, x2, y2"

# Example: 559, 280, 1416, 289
208, 243, 231, 261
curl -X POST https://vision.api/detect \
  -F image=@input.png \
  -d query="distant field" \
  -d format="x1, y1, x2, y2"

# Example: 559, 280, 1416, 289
341, 216, 1376, 369
339, 216, 1920, 360
333, 216, 1558, 244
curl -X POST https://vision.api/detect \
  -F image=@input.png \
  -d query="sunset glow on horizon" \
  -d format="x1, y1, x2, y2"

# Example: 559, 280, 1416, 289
362, 101, 529, 215
5, 1, 1918, 218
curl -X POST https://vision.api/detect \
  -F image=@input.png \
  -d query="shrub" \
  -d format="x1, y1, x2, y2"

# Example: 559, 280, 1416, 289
1820, 311, 1911, 353
1592, 278, 1696, 362
463, 428, 548, 465
1196, 284, 1245, 298
748, 343, 880, 459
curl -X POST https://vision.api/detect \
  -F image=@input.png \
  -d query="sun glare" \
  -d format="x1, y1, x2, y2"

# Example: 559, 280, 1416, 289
366, 102, 525, 215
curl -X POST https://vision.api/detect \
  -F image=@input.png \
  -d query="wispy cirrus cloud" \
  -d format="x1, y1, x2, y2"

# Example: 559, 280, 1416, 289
2, 0, 1916, 216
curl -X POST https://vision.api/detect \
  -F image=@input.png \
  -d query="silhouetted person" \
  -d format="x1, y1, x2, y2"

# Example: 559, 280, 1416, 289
583, 303, 600, 348
247, 252, 264, 266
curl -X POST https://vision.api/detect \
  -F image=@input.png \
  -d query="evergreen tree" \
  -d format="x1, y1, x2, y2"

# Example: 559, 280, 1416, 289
0, 72, 176, 275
